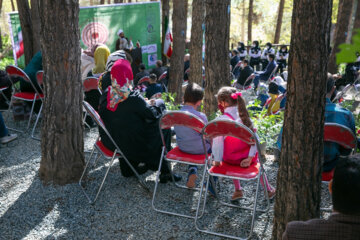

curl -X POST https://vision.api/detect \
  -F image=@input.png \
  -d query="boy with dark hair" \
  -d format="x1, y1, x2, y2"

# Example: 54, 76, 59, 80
174, 83, 211, 188
134, 63, 149, 86
145, 73, 163, 99
283, 154, 360, 239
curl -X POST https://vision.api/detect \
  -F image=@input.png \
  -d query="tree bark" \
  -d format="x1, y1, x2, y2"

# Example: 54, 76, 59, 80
38, 0, 84, 185
31, 0, 41, 53
204, 0, 231, 116
274, 0, 285, 44
0, 0, 3, 50
241, 0, 245, 42
10, 0, 15, 11
247, 0, 253, 42
328, 0, 354, 73
161, 0, 170, 64
352, 0, 360, 37
114, 0, 123, 3
189, 0, 204, 85
100, 0, 105, 4
271, 0, 332, 239
168, 0, 187, 103
16, 0, 34, 65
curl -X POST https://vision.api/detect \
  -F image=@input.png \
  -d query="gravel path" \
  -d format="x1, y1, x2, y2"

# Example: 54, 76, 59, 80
0, 111, 331, 240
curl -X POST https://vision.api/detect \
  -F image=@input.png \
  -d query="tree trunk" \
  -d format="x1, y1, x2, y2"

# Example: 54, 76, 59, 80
161, 0, 170, 64
189, 0, 204, 85
168, 0, 187, 103
31, 0, 41, 53
114, 0, 123, 3
247, 0, 253, 42
274, 0, 285, 44
327, 0, 354, 73
38, 0, 84, 185
0, 0, 3, 50
241, 0, 245, 42
271, 0, 332, 239
16, 0, 34, 65
352, 0, 360, 37
10, 0, 15, 11
100, 0, 105, 4
204, 0, 231, 116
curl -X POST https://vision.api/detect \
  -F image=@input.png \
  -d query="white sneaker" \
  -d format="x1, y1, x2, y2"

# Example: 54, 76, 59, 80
0, 134, 18, 144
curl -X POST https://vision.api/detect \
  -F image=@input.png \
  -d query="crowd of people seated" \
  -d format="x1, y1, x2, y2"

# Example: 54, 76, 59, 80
1, 30, 359, 239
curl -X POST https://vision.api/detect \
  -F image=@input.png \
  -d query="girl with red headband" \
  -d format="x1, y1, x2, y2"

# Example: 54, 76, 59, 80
212, 87, 275, 201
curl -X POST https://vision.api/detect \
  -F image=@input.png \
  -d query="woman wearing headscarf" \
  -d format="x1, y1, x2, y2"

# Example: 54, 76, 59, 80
98, 50, 128, 93
98, 59, 181, 183
91, 44, 110, 77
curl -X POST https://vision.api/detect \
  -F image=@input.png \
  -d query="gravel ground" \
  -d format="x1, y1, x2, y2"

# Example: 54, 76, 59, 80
0, 110, 331, 240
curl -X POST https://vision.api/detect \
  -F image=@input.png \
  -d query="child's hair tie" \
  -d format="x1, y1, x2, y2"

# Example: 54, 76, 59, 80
231, 92, 242, 99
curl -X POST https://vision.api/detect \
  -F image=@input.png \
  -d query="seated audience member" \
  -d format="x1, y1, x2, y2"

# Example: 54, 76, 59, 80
115, 29, 133, 51
283, 154, 360, 240
145, 74, 163, 99
0, 112, 17, 144
276, 45, 289, 73
81, 49, 95, 82
98, 50, 129, 93
0, 70, 12, 109
249, 40, 261, 70
235, 59, 253, 88
261, 42, 275, 70
184, 54, 190, 81
230, 49, 240, 78
253, 53, 277, 90
20, 51, 43, 93
237, 42, 247, 61
266, 82, 281, 115
277, 77, 356, 172
98, 59, 180, 182
150, 60, 168, 80
174, 83, 211, 188
134, 63, 150, 86
90, 44, 110, 77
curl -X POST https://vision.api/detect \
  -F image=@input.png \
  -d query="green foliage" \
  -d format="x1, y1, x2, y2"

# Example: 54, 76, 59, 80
162, 92, 180, 111
208, 110, 221, 122
0, 56, 14, 70
340, 99, 360, 133
248, 100, 284, 148
0, 35, 15, 70
336, 29, 360, 64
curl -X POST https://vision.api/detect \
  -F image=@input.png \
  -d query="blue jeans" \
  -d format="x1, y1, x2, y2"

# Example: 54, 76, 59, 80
253, 75, 261, 89
0, 112, 9, 137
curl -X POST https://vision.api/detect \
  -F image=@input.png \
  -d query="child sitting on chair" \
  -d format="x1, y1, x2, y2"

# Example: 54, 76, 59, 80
174, 83, 211, 188
213, 87, 276, 201
145, 73, 163, 99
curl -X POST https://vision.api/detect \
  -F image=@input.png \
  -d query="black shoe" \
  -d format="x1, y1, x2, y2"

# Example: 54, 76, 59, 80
159, 173, 182, 183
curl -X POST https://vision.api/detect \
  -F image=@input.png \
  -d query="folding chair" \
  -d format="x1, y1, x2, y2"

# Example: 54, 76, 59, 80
31, 71, 45, 140
234, 75, 254, 91
195, 119, 271, 240
137, 76, 150, 85
0, 86, 10, 107
83, 77, 100, 129
158, 71, 168, 92
79, 101, 150, 204
6, 65, 44, 131
232, 60, 242, 74
265, 65, 278, 84
152, 110, 207, 219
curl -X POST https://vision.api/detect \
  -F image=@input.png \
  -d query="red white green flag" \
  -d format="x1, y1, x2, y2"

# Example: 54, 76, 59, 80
163, 17, 172, 58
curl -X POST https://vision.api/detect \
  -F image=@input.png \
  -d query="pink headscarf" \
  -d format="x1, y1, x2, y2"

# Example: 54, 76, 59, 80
106, 59, 133, 111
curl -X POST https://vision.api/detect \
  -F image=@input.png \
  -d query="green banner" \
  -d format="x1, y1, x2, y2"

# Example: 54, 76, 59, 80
8, 2, 161, 69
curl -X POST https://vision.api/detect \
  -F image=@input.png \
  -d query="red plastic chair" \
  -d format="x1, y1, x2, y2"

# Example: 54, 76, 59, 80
79, 101, 150, 204
152, 110, 207, 219
6, 65, 44, 130
195, 119, 270, 240
137, 76, 150, 85
158, 71, 168, 92
83, 77, 99, 92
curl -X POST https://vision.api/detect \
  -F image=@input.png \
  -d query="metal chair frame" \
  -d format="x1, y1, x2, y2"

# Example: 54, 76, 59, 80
5, 65, 43, 132
137, 76, 150, 85
195, 119, 271, 240
152, 110, 208, 219
79, 101, 150, 204
158, 71, 168, 92
321, 123, 357, 211
31, 71, 45, 140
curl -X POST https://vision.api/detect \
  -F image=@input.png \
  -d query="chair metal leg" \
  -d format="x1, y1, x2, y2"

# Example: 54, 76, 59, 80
152, 148, 207, 219
31, 103, 42, 140
26, 97, 37, 129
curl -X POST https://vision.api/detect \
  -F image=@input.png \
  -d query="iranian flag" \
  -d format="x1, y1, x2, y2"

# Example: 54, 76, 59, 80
163, 17, 172, 58
15, 27, 24, 59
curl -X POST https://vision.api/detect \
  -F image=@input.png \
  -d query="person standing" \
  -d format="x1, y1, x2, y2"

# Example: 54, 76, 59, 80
276, 45, 289, 73
261, 42, 275, 70
249, 40, 261, 70
237, 42, 247, 61
115, 29, 134, 51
